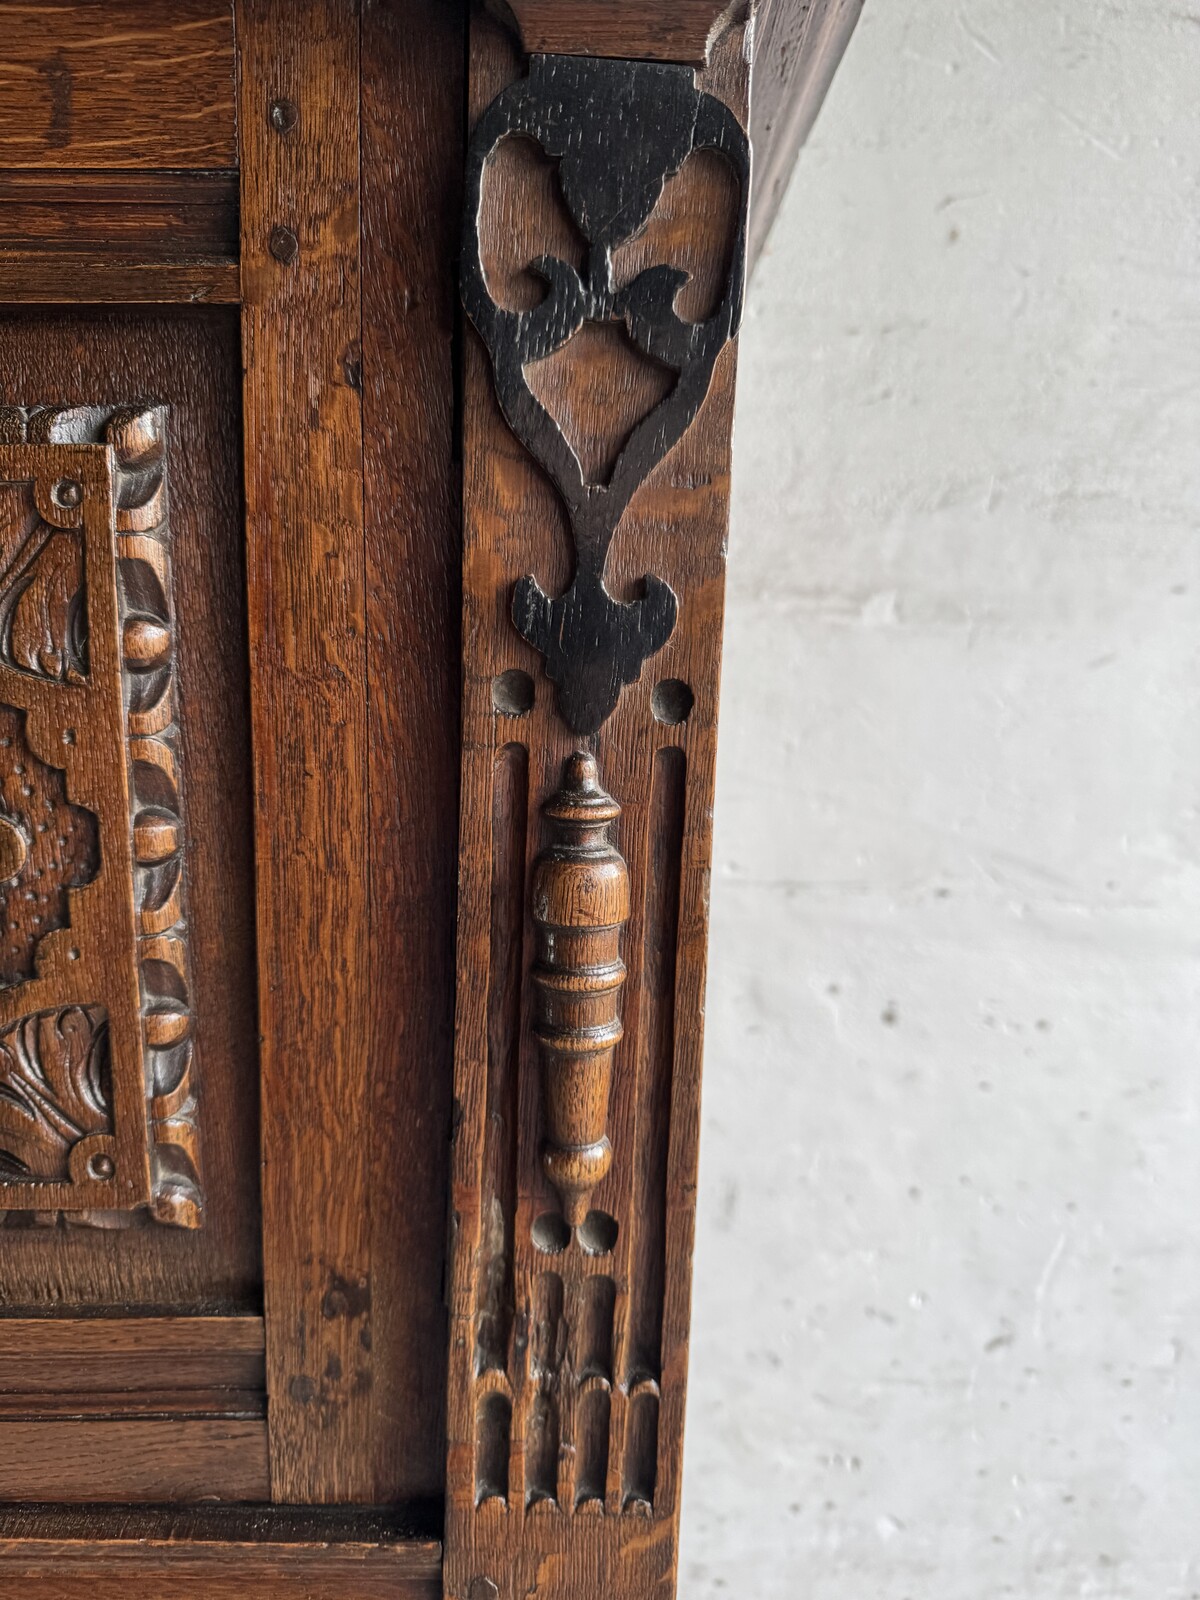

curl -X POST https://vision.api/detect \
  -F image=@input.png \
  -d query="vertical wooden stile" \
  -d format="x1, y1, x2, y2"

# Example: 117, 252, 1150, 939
360, 0, 467, 1502
237, 0, 371, 1501
445, 8, 752, 1596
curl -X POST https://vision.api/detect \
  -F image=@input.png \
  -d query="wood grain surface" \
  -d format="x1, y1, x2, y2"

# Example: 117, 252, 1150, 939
360, 0, 466, 1503
237, 0, 370, 1503
445, 12, 752, 1599
0, 1504, 440, 1600
239, 0, 470, 1508
0, 1418, 269, 1502
0, 1315, 264, 1407
0, 170, 240, 305
0, 2, 236, 170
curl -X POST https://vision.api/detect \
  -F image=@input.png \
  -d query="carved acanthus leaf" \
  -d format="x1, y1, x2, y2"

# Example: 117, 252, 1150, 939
0, 1006, 110, 1181
0, 477, 86, 684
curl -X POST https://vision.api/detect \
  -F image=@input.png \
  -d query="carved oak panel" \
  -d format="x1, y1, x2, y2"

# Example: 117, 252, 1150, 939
0, 408, 200, 1228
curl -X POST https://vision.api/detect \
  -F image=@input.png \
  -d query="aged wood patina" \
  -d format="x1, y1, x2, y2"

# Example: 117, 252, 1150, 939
0, 2, 861, 1596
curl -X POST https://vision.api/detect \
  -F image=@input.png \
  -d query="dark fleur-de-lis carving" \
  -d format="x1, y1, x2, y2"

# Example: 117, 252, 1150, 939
461, 53, 750, 734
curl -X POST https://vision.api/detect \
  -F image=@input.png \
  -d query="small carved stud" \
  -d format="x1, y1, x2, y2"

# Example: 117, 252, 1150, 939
269, 96, 299, 134
51, 477, 82, 510
268, 223, 299, 266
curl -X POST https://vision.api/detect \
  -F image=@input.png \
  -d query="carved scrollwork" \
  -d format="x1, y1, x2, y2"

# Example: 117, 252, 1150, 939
0, 1005, 110, 1182
0, 406, 201, 1228
0, 475, 87, 684
461, 52, 750, 733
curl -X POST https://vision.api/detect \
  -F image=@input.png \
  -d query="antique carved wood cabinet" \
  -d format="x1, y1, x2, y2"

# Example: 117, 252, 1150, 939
0, 3, 858, 1596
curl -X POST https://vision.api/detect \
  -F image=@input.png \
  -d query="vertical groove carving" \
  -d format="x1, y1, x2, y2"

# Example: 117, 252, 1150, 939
576, 1384, 611, 1512
531, 751, 629, 1228
526, 1271, 566, 1507
575, 1274, 615, 1511
476, 1388, 512, 1508
476, 743, 528, 1377
623, 1386, 660, 1513
628, 747, 685, 1389
526, 1390, 560, 1510
579, 1273, 616, 1382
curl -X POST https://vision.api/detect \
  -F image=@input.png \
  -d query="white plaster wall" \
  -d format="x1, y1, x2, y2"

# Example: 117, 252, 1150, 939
683, 4, 1200, 1595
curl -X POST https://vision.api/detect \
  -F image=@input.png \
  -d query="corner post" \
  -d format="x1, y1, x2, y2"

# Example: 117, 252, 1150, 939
446, 5, 753, 1596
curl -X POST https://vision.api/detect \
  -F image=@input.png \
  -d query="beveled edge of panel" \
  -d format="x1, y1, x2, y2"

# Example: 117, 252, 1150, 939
0, 1502, 443, 1574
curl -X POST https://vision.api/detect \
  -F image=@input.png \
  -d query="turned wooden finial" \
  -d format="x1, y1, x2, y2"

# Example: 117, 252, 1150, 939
531, 752, 630, 1228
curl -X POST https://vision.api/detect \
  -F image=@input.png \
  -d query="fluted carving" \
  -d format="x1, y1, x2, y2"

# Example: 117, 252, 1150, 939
531, 752, 629, 1228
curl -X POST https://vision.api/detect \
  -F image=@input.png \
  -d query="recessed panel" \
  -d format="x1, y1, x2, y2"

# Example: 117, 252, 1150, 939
0, 309, 259, 1313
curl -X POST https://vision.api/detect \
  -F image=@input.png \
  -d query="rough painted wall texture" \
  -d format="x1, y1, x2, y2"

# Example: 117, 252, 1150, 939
683, 3, 1200, 1595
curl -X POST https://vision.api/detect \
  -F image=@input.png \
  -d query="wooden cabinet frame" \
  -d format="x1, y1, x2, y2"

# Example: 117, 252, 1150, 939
0, 3, 861, 1597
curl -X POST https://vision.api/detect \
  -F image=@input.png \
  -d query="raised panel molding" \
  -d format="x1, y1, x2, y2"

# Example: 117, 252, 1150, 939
0, 407, 201, 1229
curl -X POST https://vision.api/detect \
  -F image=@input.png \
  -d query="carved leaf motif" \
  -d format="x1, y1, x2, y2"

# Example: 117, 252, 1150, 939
0, 1006, 110, 1181
0, 478, 86, 683
6, 528, 87, 682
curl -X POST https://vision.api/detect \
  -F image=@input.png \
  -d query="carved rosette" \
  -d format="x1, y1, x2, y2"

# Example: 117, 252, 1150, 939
531, 752, 629, 1227
0, 406, 201, 1228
